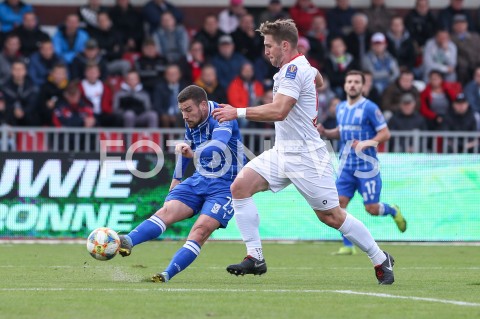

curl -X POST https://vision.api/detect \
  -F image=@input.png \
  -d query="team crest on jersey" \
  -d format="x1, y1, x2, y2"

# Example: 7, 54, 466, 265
285, 64, 298, 79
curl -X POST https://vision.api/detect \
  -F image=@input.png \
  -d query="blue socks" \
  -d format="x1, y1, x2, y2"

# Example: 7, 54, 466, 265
379, 203, 397, 217
127, 215, 166, 246
164, 240, 201, 280
342, 234, 353, 247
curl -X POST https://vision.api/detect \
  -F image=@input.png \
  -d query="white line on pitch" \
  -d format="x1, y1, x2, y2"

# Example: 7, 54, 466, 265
1, 265, 480, 270
0, 288, 478, 307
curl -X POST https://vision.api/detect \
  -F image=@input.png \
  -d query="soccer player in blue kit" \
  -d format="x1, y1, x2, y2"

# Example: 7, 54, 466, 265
318, 70, 407, 255
117, 85, 245, 282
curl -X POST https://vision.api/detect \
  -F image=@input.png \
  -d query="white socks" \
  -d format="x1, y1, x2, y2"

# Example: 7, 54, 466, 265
338, 213, 386, 265
232, 197, 264, 261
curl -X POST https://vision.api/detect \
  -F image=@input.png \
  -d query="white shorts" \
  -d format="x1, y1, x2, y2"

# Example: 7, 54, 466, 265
245, 146, 339, 211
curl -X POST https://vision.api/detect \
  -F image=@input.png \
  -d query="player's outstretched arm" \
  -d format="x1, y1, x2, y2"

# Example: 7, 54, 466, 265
317, 124, 340, 140
212, 93, 296, 123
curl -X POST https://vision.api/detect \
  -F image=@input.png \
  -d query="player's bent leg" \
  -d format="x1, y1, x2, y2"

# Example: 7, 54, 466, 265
119, 200, 194, 257
152, 215, 219, 283
316, 206, 395, 284
364, 203, 407, 233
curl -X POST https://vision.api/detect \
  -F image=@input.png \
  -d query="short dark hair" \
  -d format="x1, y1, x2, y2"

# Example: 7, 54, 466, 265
257, 19, 298, 47
345, 70, 365, 84
178, 85, 208, 105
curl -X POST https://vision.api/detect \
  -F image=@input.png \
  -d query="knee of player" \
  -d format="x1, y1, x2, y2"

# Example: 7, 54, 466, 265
364, 204, 378, 215
189, 224, 213, 244
230, 179, 244, 197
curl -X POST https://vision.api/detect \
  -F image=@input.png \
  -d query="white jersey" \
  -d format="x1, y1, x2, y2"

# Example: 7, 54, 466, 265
272, 54, 326, 151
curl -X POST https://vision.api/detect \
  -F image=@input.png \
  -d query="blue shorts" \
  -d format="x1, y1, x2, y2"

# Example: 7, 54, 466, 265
165, 174, 234, 228
336, 168, 382, 204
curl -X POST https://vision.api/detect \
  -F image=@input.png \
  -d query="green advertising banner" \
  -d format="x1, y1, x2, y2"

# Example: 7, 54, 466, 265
0, 153, 479, 241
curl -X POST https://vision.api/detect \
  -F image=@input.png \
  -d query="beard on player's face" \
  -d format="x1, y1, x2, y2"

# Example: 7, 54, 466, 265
347, 91, 362, 100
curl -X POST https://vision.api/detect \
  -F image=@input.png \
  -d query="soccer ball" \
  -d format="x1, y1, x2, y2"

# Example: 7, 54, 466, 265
86, 227, 120, 261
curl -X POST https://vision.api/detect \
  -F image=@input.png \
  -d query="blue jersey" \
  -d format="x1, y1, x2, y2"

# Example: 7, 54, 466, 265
174, 100, 245, 181
336, 97, 387, 171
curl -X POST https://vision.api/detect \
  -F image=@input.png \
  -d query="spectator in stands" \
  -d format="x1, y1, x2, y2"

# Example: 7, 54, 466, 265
305, 15, 329, 59
53, 14, 89, 64
196, 67, 224, 106
363, 0, 394, 34
422, 29, 457, 82
362, 32, 399, 94
78, 0, 108, 34
464, 66, 480, 127
11, 12, 49, 57
231, 14, 263, 63
142, 0, 183, 33
28, 39, 64, 88
79, 63, 121, 127
2, 60, 37, 126
344, 12, 371, 63
227, 62, 264, 128
193, 14, 225, 61
152, 64, 187, 128
109, 0, 144, 52
0, 0, 33, 33
327, 0, 356, 37
297, 36, 319, 69
381, 68, 421, 117
0, 34, 23, 85
388, 93, 427, 152
450, 14, 480, 85
211, 35, 247, 90
323, 36, 359, 98
253, 51, 277, 89
362, 70, 381, 106
194, 64, 227, 104
438, 0, 474, 32
289, 0, 324, 36
37, 63, 69, 126
386, 16, 416, 70
321, 97, 340, 130
114, 70, 158, 128
0, 92, 8, 126
404, 0, 437, 48
53, 80, 95, 128
135, 38, 168, 100
218, 0, 246, 35
182, 40, 205, 83
420, 70, 457, 130
226, 62, 263, 109
91, 12, 130, 76
444, 93, 478, 152
258, 0, 289, 24
316, 76, 336, 125
152, 11, 189, 64
70, 39, 108, 81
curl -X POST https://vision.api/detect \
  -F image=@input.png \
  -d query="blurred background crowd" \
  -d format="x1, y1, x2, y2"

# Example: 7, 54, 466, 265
0, 0, 479, 136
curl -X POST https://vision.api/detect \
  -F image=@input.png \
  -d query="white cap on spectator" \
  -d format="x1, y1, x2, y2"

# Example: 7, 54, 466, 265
371, 32, 386, 43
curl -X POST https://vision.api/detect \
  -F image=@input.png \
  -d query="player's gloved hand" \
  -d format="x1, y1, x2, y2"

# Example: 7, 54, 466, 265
175, 142, 194, 158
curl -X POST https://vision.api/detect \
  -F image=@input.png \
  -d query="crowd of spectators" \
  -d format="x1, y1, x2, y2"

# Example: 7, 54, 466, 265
0, 0, 479, 142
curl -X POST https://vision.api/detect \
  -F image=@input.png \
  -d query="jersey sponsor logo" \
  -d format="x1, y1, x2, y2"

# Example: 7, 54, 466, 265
339, 124, 362, 131
285, 64, 298, 79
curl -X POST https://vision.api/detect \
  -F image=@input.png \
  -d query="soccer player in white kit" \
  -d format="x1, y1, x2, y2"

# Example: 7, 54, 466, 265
212, 19, 395, 284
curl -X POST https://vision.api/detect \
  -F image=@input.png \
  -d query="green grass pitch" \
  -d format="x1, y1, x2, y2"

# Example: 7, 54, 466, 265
1, 241, 479, 319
